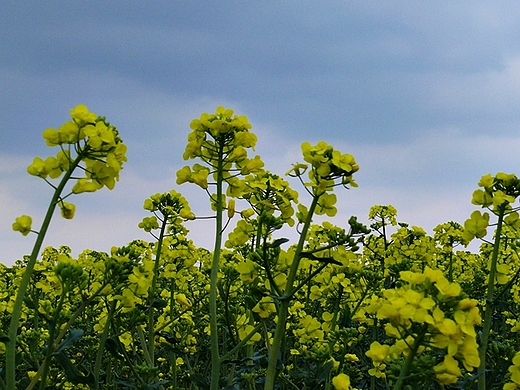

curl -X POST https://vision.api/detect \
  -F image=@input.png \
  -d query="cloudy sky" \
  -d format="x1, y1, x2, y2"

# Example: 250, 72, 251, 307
2, 1, 520, 265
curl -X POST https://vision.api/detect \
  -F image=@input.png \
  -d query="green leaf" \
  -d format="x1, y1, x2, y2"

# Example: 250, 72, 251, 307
52, 329, 83, 355
189, 373, 210, 390
316, 361, 334, 381
113, 378, 138, 387
145, 381, 171, 389
105, 337, 124, 360
54, 351, 95, 385
267, 238, 289, 248
23, 297, 37, 310
300, 252, 342, 266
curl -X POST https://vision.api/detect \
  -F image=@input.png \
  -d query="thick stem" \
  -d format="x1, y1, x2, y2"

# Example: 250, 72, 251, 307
478, 205, 506, 390
94, 300, 117, 389
6, 154, 83, 390
209, 144, 225, 390
148, 216, 168, 366
393, 327, 426, 390
39, 282, 67, 390
264, 194, 320, 390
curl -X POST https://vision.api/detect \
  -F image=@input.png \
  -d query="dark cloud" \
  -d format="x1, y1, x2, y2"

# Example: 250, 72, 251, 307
3, 2, 520, 147
3, 1, 520, 264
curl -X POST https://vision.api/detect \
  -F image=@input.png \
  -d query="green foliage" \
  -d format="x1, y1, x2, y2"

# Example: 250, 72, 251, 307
5, 105, 520, 390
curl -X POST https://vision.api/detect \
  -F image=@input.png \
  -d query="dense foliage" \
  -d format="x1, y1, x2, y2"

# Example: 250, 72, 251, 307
3, 105, 520, 390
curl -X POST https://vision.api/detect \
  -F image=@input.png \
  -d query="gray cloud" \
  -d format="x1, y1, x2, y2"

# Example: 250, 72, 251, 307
2, 1, 520, 264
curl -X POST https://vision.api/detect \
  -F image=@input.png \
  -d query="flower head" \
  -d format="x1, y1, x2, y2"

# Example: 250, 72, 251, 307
12, 215, 32, 236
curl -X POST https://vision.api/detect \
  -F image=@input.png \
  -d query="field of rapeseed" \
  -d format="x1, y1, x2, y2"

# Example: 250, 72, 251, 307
3, 105, 520, 390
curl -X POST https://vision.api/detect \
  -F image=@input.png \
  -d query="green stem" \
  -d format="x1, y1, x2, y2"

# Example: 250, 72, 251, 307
209, 143, 225, 390
264, 194, 320, 390
220, 322, 264, 361
447, 250, 454, 283
93, 300, 117, 389
6, 153, 83, 390
371, 317, 379, 390
137, 325, 153, 366
25, 281, 109, 390
169, 279, 177, 390
478, 205, 506, 390
39, 282, 67, 390
148, 216, 168, 367
393, 327, 426, 390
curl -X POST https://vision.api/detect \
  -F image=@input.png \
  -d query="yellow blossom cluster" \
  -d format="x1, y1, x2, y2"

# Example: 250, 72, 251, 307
287, 141, 359, 197
364, 267, 481, 385
9, 107, 520, 390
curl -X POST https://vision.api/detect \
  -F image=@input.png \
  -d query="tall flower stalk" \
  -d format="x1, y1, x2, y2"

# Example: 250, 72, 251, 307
176, 106, 261, 390
7, 105, 126, 390
138, 189, 195, 370
465, 173, 520, 390
264, 141, 359, 390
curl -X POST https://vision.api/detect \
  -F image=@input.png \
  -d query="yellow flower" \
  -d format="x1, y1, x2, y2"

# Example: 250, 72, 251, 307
366, 341, 390, 364
458, 335, 480, 370
463, 210, 489, 241
436, 278, 462, 298
434, 355, 461, 385
106, 143, 128, 171
240, 155, 265, 174
58, 121, 82, 143
492, 190, 515, 209
471, 189, 493, 207
331, 150, 358, 173
12, 215, 32, 236
27, 156, 48, 177
84, 121, 116, 149
316, 193, 337, 217
42, 128, 61, 146
236, 259, 257, 283
477, 173, 494, 188
286, 163, 308, 177
72, 178, 103, 193
191, 164, 210, 188
399, 270, 426, 284
238, 324, 261, 344
59, 202, 76, 219
332, 373, 351, 390
510, 353, 520, 384
70, 104, 97, 125
234, 131, 257, 149
252, 296, 276, 319
138, 216, 159, 232
85, 160, 117, 190
344, 353, 359, 362
496, 263, 510, 284
44, 156, 62, 179
176, 165, 210, 189
175, 293, 192, 308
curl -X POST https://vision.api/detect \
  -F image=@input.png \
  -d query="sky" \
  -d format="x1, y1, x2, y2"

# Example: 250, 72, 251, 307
2, 1, 520, 265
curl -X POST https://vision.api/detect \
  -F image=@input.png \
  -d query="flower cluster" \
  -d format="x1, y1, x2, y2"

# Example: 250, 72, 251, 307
179, 106, 260, 172
9, 106, 520, 390
505, 352, 520, 389
34, 104, 127, 193
14, 104, 127, 236
472, 173, 520, 210
287, 141, 359, 196
139, 190, 195, 233
364, 267, 481, 385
